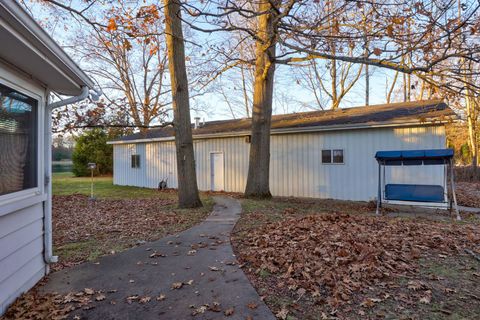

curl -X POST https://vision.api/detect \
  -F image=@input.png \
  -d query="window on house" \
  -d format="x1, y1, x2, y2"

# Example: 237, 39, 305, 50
321, 150, 332, 163
0, 83, 38, 196
322, 149, 344, 164
131, 154, 140, 168
333, 149, 344, 163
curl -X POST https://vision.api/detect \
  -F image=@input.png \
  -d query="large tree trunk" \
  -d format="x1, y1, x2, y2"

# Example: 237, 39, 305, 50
466, 93, 478, 168
244, 1, 277, 198
163, 0, 202, 208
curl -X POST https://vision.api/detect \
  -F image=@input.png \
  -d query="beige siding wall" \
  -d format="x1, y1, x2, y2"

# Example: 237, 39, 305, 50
113, 125, 446, 201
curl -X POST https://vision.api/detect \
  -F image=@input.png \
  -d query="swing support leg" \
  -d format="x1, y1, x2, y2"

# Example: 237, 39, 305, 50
376, 162, 381, 215
449, 159, 461, 221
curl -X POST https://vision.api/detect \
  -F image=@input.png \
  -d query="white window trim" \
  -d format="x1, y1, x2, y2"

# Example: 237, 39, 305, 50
131, 154, 141, 168
322, 149, 345, 165
0, 75, 45, 210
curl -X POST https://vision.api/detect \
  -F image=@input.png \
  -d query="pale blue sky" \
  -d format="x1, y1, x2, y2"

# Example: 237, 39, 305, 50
24, 0, 407, 123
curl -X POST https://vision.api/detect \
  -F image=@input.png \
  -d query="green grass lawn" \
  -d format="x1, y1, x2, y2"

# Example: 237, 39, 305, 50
52, 172, 172, 199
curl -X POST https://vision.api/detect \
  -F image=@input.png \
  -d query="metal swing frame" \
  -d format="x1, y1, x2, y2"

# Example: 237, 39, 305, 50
375, 149, 460, 220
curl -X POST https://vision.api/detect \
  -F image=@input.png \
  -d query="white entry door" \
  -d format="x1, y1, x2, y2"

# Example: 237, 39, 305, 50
210, 152, 225, 191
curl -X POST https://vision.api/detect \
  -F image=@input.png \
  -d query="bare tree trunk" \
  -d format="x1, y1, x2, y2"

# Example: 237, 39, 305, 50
164, 0, 202, 208
244, 0, 277, 198
386, 71, 399, 103
362, 13, 369, 106
418, 80, 426, 100
365, 64, 369, 106
331, 60, 338, 109
407, 73, 411, 101
240, 65, 250, 118
466, 91, 478, 168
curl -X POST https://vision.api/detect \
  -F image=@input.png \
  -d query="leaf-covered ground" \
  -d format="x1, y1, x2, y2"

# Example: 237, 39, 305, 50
2, 176, 214, 320
52, 193, 212, 271
232, 198, 480, 319
49, 174, 212, 271
2, 286, 109, 320
456, 181, 480, 208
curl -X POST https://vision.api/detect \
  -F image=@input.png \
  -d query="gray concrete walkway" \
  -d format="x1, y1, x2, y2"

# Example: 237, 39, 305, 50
41, 196, 275, 320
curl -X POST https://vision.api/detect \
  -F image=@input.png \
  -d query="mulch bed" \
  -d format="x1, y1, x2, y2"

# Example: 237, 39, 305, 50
51, 194, 208, 271
233, 211, 480, 319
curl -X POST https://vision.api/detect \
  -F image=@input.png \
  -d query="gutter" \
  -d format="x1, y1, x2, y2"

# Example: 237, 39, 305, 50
43, 86, 100, 266
48, 86, 90, 109
107, 117, 455, 145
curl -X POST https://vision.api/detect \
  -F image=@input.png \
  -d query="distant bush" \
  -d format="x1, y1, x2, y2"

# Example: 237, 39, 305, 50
72, 129, 112, 177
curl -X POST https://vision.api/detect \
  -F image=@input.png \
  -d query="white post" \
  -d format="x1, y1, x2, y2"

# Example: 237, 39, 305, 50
91, 168, 94, 199
376, 162, 381, 215
450, 159, 461, 220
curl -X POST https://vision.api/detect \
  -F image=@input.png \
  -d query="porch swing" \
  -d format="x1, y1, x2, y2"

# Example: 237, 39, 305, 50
374, 149, 460, 220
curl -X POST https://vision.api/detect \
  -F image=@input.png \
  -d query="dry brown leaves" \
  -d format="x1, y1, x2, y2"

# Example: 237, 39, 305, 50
51, 194, 208, 270
456, 182, 480, 208
235, 213, 480, 307
1, 288, 109, 320
1, 290, 69, 320
52, 194, 176, 246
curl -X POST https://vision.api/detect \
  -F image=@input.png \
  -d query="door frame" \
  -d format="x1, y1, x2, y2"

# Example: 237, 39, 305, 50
209, 151, 225, 191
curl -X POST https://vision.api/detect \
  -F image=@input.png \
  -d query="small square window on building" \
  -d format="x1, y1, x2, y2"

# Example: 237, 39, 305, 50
321, 150, 332, 163
131, 154, 140, 168
322, 149, 344, 164
333, 149, 344, 163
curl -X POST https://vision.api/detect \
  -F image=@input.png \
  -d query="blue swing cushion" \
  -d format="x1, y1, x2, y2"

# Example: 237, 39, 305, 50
384, 184, 444, 202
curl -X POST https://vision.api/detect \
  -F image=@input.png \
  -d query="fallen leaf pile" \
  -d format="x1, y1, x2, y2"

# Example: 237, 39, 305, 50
51, 194, 209, 270
235, 213, 480, 307
1, 288, 108, 320
456, 182, 480, 208
53, 194, 176, 244
2, 290, 69, 320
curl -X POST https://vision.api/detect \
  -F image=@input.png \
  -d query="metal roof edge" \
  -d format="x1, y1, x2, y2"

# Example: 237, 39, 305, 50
107, 117, 454, 145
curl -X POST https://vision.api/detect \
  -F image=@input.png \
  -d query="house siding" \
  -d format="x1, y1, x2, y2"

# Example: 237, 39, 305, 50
113, 125, 446, 201
0, 62, 47, 314
0, 204, 45, 314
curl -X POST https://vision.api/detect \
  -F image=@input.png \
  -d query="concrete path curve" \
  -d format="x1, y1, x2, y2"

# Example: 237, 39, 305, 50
42, 196, 275, 320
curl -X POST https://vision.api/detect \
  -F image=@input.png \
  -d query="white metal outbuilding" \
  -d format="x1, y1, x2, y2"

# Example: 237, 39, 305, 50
0, 2, 95, 314
109, 100, 456, 202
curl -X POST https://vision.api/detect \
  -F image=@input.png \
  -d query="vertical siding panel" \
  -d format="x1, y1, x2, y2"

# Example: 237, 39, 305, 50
288, 134, 293, 196
306, 133, 311, 198
283, 134, 287, 196
302, 134, 306, 197
272, 135, 277, 196
297, 134, 302, 197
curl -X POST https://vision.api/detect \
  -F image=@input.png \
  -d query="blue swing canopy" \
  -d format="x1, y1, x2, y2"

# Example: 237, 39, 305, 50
375, 148, 454, 166
375, 149, 454, 204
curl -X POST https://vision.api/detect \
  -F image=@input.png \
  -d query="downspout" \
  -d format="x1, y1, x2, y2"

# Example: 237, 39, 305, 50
43, 86, 99, 267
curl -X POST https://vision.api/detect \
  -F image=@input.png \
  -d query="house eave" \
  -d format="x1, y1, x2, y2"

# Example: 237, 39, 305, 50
0, 1, 95, 95
107, 118, 454, 145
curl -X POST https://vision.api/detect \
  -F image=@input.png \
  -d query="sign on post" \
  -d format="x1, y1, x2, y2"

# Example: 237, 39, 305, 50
87, 163, 96, 200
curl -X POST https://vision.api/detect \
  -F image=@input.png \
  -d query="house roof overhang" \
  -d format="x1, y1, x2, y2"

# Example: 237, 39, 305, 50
0, 1, 95, 95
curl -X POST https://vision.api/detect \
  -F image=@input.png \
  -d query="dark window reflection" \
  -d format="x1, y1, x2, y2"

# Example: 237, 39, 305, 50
0, 84, 38, 196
